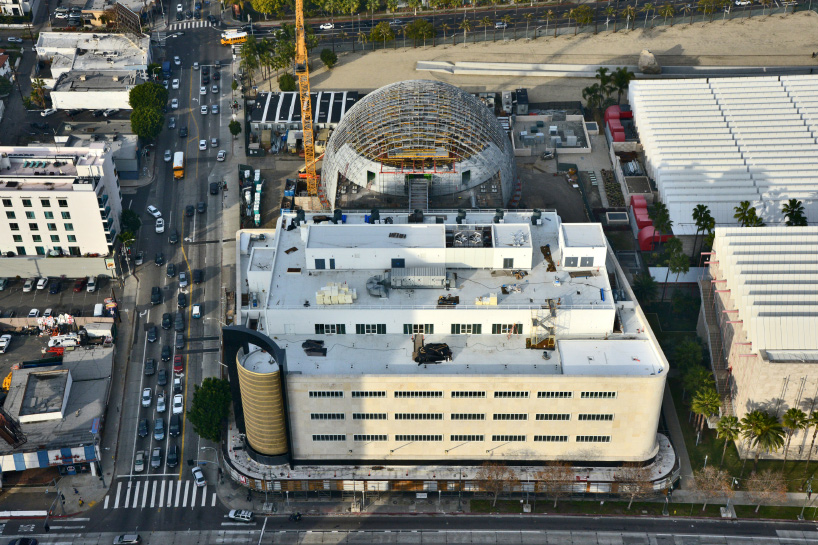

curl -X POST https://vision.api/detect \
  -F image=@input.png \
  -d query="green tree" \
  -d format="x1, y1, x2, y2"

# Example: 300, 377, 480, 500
479, 16, 492, 41
320, 48, 338, 68
278, 73, 296, 91
251, 0, 284, 16
611, 66, 635, 104
674, 338, 702, 372
0, 76, 12, 96
187, 377, 231, 443
782, 198, 807, 226
120, 209, 142, 233
604, 6, 617, 31
631, 273, 657, 303
741, 410, 786, 470
370, 21, 394, 49
31, 78, 47, 109
691, 387, 721, 435
459, 18, 473, 43
682, 365, 713, 399
229, 119, 242, 139
620, 5, 635, 29
781, 408, 808, 467
650, 202, 672, 250
231, 79, 239, 92
594, 67, 615, 100
128, 81, 169, 110
582, 83, 605, 112
570, 4, 592, 35
658, 2, 675, 25
130, 107, 164, 140
692, 204, 713, 261
717, 415, 741, 466
641, 2, 654, 26
804, 412, 818, 475
146, 63, 162, 79
662, 237, 688, 301
118, 231, 136, 248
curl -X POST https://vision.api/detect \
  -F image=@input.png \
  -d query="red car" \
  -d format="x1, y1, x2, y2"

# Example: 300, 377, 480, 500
173, 355, 184, 374
73, 278, 87, 292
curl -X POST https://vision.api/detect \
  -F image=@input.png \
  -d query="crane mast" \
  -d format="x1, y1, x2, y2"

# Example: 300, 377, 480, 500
294, 0, 318, 198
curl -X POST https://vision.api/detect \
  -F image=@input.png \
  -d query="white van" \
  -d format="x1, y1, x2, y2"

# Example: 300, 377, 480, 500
86, 276, 97, 292
192, 304, 201, 319
93, 303, 104, 317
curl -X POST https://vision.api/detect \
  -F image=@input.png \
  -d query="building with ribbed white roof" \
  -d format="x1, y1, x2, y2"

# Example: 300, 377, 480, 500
701, 227, 818, 459
629, 75, 818, 234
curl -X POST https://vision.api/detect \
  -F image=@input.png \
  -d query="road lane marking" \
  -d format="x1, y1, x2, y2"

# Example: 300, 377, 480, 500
142, 476, 149, 508
130, 481, 139, 508
169, 480, 174, 506
201, 485, 207, 506
212, 492, 217, 506
123, 481, 132, 508
104, 495, 109, 509
150, 480, 157, 508
114, 482, 122, 508
182, 480, 189, 507
159, 479, 166, 507
191, 482, 198, 507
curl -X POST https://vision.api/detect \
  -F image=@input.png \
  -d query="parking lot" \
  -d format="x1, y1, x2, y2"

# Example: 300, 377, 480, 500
0, 276, 116, 319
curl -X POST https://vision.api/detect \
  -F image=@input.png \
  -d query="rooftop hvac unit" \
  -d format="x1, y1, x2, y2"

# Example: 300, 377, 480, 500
390, 267, 448, 289
366, 275, 388, 299
453, 230, 483, 247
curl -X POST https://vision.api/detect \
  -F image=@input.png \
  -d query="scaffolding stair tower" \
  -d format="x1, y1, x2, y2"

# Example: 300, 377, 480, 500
409, 178, 429, 211
698, 275, 734, 418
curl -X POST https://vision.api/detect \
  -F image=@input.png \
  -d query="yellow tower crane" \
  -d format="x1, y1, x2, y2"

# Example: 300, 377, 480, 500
294, 0, 321, 203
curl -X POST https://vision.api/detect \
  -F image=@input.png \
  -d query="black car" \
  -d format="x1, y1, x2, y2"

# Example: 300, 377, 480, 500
162, 312, 172, 330
196, 201, 206, 214
157, 368, 168, 386
92, 109, 105, 117
147, 326, 158, 343
166, 444, 179, 467
213, 71, 220, 81
185, 205, 194, 217
151, 286, 162, 305
202, 65, 209, 76
178, 292, 187, 309
174, 311, 185, 331
161, 345, 171, 362
192, 269, 203, 284
202, 74, 209, 84
180, 126, 188, 138
138, 418, 149, 438
209, 182, 220, 195
30, 121, 49, 130
185, 9, 192, 18
155, 252, 165, 266
66, 108, 83, 117
169, 414, 181, 436
207, 14, 216, 23
167, 263, 177, 278
168, 117, 176, 129
168, 229, 179, 244
144, 358, 156, 375
176, 10, 183, 20
194, 9, 201, 19
70, 308, 81, 317
48, 280, 61, 294
175, 332, 185, 349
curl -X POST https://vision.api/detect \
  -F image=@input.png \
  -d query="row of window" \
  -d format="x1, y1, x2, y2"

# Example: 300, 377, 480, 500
315, 323, 526, 336
308, 391, 618, 399
7, 222, 75, 232
10, 234, 77, 243
2, 198, 70, 208
12, 245, 82, 256
310, 413, 614, 421
312, 435, 611, 443
6, 211, 71, 220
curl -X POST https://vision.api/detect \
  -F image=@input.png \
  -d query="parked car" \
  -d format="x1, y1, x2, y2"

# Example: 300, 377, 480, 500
175, 332, 184, 349
191, 466, 206, 487
162, 312, 172, 330
134, 450, 145, 472
147, 325, 158, 343
145, 358, 156, 375
217, 150, 226, 162
166, 444, 179, 467
0, 334, 12, 354
178, 292, 187, 308
23, 278, 35, 292
172, 393, 184, 414
228, 510, 255, 522
138, 418, 149, 438
141, 387, 152, 407
48, 281, 61, 294
150, 446, 162, 468
73, 278, 87, 292
151, 286, 162, 305
43, 308, 53, 318
156, 392, 166, 413
169, 413, 181, 435
103, 108, 119, 117
179, 271, 188, 288
210, 182, 220, 195
174, 311, 185, 331
173, 376, 183, 395
28, 308, 40, 318
41, 108, 57, 117
173, 355, 184, 374
37, 277, 48, 290
153, 418, 165, 441
161, 345, 171, 362
7, 37, 23, 43
86, 276, 97, 292
158, 368, 168, 386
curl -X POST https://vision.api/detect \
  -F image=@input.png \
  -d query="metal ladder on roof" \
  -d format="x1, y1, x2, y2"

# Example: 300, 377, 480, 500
408, 178, 428, 211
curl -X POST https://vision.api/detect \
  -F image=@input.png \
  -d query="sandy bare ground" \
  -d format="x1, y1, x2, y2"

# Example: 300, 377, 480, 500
297, 10, 818, 102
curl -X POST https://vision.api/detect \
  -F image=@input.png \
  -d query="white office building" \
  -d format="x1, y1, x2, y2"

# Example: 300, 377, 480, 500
0, 144, 122, 257
236, 210, 670, 466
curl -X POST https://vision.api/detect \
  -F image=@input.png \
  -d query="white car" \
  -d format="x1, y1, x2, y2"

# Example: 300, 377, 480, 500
147, 205, 162, 218
155, 217, 165, 233
176, 3, 183, 11
36, 277, 48, 290
174, 55, 181, 65
156, 392, 166, 413
200, 86, 206, 96
200, 105, 208, 115
28, 309, 39, 318
216, 150, 226, 162
0, 334, 11, 353
141, 387, 152, 407
171, 98, 179, 109
172, 394, 184, 414
134, 450, 145, 472
23, 278, 35, 292
211, 137, 218, 148
172, 79, 180, 89
41, 108, 57, 117
199, 140, 207, 151
211, 84, 218, 94
211, 104, 219, 114
191, 466, 206, 487
193, 62, 199, 70
319, 22, 334, 30
162, 79, 169, 89
734, 0, 751, 4
103, 108, 119, 117
43, 308, 53, 318
7, 37, 23, 43
494, 21, 507, 28
164, 150, 172, 162
55, 11, 68, 18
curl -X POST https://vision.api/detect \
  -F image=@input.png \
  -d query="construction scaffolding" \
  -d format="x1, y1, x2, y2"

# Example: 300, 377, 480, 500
321, 80, 516, 211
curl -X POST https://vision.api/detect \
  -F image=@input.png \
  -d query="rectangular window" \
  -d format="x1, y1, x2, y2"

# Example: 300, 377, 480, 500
67, 235, 76, 242
581, 392, 617, 399
536, 413, 571, 421
50, 235, 59, 243
58, 199, 68, 208
451, 391, 485, 398
308, 391, 343, 398
310, 413, 345, 420
16, 246, 26, 255
312, 435, 346, 441
2, 199, 11, 207
352, 413, 387, 420
12, 235, 21, 242
64, 223, 74, 232
491, 323, 523, 335
395, 435, 442, 442
35, 246, 45, 255
493, 414, 528, 421
491, 435, 526, 442
578, 414, 614, 421
564, 256, 578, 267
44, 211, 54, 219
315, 324, 346, 334
356, 324, 386, 334
5, 211, 14, 219
353, 435, 387, 442
580, 257, 594, 267
503, 258, 514, 268
315, 258, 326, 269
25, 211, 35, 219
394, 391, 442, 398
9, 223, 19, 231
494, 391, 529, 398
32, 235, 41, 242
351, 391, 386, 398
69, 247, 80, 256
22, 199, 31, 208
576, 435, 611, 443
538, 391, 573, 399
394, 413, 443, 420
451, 435, 484, 442
47, 223, 57, 231
29, 223, 39, 231
451, 324, 482, 335
61, 212, 71, 220
534, 435, 569, 442
451, 413, 485, 420
403, 324, 434, 334
40, 199, 51, 208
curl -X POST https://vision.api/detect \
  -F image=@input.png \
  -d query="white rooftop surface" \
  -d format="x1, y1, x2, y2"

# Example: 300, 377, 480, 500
629, 75, 818, 235
561, 223, 606, 248
260, 212, 610, 309
35, 32, 149, 73
240, 346, 279, 373
275, 334, 662, 377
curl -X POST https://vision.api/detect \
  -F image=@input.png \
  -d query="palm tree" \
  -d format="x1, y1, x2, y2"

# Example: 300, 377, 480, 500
595, 67, 615, 100
620, 5, 635, 29
641, 2, 654, 26
691, 387, 721, 435
650, 202, 672, 251
691, 204, 712, 262
571, 4, 593, 35
501, 14, 512, 39
459, 18, 473, 43
604, 6, 617, 31
479, 16, 491, 41
782, 408, 808, 467
631, 273, 657, 303
662, 236, 689, 301
544, 9, 555, 37
357, 31, 369, 50
782, 198, 808, 226
759, 0, 771, 14
717, 416, 741, 467
658, 2, 675, 25
682, 365, 713, 399
612, 66, 635, 104
742, 410, 786, 471
682, 2, 693, 23
440, 22, 451, 44
524, 12, 533, 38
803, 412, 818, 475
733, 200, 753, 226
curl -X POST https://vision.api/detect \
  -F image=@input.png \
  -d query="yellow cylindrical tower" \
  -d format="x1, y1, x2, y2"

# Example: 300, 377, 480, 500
236, 347, 287, 456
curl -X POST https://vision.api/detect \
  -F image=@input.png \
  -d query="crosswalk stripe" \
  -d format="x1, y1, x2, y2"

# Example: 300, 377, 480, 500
104, 495, 109, 509
114, 482, 122, 508
202, 486, 208, 506
212, 492, 217, 506
182, 480, 190, 507
141, 479, 149, 508
168, 480, 174, 506
131, 481, 139, 508
159, 480, 166, 508
150, 481, 157, 508
124, 481, 133, 508
191, 482, 198, 507
175, 480, 182, 507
